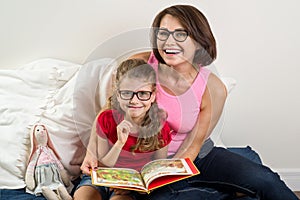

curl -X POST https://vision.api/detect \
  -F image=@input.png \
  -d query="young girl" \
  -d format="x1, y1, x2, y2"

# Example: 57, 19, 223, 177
74, 59, 171, 200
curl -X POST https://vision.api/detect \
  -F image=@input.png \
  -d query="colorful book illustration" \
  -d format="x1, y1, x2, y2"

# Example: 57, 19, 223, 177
91, 158, 199, 193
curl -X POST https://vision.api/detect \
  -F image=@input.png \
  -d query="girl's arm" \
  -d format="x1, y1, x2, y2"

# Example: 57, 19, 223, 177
98, 120, 132, 167
81, 113, 118, 170
173, 73, 227, 160
80, 115, 100, 174
80, 63, 116, 174
97, 138, 123, 168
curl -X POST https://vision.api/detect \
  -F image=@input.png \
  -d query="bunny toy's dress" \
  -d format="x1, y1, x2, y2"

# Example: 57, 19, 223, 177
27, 145, 64, 195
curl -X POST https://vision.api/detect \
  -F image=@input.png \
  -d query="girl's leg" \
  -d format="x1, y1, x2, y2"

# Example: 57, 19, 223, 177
73, 175, 109, 200
73, 185, 102, 200
110, 194, 133, 200
110, 190, 148, 200
191, 147, 298, 200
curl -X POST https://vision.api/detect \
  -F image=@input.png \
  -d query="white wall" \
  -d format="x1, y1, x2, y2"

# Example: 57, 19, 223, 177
1, 0, 299, 189
208, 0, 300, 190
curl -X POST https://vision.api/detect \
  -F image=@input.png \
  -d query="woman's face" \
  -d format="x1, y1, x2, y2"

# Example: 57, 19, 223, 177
157, 14, 199, 67
117, 77, 155, 124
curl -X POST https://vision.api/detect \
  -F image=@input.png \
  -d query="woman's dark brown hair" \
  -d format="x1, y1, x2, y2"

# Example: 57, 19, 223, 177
151, 4, 217, 66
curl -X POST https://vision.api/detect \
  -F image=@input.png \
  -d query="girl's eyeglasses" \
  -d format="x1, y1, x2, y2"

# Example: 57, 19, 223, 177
118, 90, 153, 101
156, 28, 189, 42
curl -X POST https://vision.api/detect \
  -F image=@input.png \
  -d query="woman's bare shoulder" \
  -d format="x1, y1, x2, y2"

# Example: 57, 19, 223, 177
207, 72, 228, 98
129, 51, 151, 62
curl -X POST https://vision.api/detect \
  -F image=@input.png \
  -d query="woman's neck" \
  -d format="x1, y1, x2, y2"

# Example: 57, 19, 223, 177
158, 63, 199, 95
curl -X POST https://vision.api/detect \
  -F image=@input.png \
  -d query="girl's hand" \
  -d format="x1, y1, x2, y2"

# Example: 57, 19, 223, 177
116, 120, 132, 145
80, 151, 98, 175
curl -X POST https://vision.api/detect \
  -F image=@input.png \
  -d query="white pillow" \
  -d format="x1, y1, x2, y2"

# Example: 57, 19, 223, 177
72, 58, 116, 158
0, 58, 115, 189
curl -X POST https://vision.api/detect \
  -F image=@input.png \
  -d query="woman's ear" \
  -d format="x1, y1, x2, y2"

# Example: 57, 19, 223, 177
195, 42, 201, 51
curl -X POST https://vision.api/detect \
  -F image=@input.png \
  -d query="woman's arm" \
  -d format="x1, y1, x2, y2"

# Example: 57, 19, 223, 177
173, 73, 227, 160
204, 72, 228, 139
153, 145, 168, 160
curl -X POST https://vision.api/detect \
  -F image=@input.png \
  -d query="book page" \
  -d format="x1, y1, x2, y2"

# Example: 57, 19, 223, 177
141, 159, 193, 188
92, 167, 146, 190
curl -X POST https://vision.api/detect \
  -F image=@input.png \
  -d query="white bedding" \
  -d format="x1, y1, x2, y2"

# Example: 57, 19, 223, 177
0, 58, 115, 189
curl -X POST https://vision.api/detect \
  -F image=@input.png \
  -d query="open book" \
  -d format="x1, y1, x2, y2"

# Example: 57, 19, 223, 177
91, 158, 199, 193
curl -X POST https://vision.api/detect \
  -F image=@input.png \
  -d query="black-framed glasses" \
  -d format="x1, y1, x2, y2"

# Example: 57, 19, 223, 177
118, 90, 153, 101
156, 28, 189, 42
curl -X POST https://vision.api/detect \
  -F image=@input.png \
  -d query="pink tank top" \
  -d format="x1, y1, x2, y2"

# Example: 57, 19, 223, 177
148, 53, 211, 156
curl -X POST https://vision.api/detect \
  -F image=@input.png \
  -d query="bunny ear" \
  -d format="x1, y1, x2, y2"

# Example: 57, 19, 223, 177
43, 125, 61, 160
28, 124, 38, 163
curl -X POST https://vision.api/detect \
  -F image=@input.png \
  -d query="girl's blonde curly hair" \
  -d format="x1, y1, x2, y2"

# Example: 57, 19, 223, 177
106, 58, 167, 152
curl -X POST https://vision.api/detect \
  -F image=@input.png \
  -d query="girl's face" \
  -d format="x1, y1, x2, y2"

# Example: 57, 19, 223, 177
117, 77, 155, 124
157, 14, 199, 68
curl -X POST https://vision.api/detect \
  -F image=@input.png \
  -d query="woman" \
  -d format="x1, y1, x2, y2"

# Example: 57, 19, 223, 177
139, 4, 297, 200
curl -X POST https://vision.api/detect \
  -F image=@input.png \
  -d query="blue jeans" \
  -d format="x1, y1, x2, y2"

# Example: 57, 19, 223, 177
0, 178, 80, 200
0, 188, 46, 200
150, 147, 298, 200
227, 146, 262, 165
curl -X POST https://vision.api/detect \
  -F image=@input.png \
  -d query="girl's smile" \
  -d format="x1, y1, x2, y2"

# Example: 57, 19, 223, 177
118, 78, 155, 124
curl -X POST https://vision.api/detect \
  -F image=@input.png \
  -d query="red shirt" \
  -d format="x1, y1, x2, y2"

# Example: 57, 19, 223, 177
96, 110, 172, 171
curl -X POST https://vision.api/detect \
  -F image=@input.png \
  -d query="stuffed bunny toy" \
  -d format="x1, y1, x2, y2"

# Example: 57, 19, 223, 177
25, 124, 72, 200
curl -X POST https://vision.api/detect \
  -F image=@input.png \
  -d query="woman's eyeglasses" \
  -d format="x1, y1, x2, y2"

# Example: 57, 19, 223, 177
156, 28, 189, 42
118, 90, 153, 101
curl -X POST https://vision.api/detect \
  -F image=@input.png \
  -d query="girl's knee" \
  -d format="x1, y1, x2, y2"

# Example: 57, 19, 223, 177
73, 186, 102, 200
110, 194, 134, 200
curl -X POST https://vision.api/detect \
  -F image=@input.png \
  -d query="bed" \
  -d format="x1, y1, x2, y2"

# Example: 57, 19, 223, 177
0, 24, 241, 199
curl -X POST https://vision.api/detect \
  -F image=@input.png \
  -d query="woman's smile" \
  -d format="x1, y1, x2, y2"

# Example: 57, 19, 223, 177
163, 48, 182, 55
